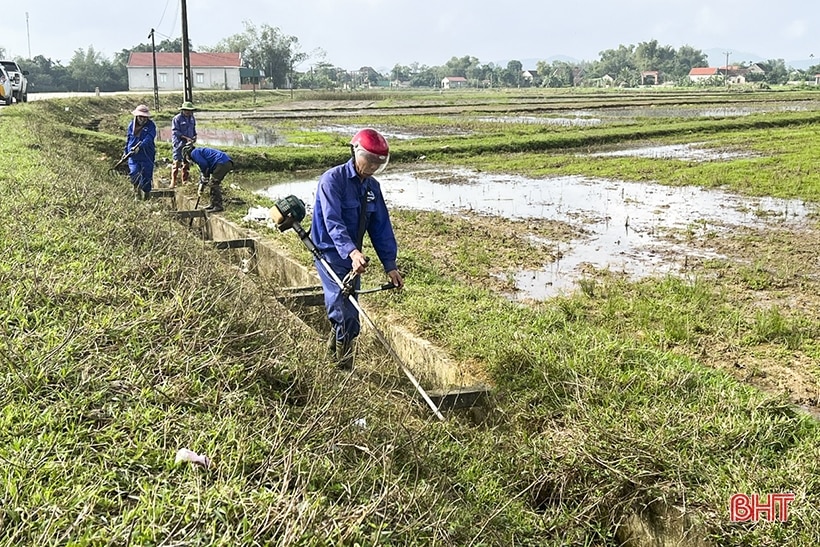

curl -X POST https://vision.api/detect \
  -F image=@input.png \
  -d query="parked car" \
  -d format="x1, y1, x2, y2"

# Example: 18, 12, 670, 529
0, 60, 27, 103
0, 65, 13, 105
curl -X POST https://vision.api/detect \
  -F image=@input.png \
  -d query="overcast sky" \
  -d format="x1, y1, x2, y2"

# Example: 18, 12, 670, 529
3, 0, 818, 70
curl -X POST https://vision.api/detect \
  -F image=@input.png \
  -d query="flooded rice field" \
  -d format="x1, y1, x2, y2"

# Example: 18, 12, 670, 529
255, 167, 816, 300
179, 99, 820, 145
583, 142, 757, 161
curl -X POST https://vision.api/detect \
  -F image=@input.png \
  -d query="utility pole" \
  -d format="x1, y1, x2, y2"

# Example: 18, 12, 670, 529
149, 29, 160, 111
723, 51, 731, 88
289, 59, 294, 99
180, 0, 193, 102
25, 12, 31, 58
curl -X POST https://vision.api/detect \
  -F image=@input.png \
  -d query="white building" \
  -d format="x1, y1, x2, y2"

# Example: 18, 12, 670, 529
441, 76, 468, 89
126, 52, 242, 92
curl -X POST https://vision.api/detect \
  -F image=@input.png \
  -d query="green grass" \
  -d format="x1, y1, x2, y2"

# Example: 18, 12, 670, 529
2, 92, 820, 545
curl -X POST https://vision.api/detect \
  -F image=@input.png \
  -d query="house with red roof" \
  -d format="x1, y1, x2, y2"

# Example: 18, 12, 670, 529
126, 52, 242, 92
688, 65, 766, 85
688, 67, 721, 83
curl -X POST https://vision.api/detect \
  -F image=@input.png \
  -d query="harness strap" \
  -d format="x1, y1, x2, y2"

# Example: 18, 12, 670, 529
356, 183, 369, 249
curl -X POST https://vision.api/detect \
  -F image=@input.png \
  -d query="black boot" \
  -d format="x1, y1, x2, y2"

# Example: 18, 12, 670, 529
205, 183, 223, 212
326, 328, 337, 357
335, 339, 355, 371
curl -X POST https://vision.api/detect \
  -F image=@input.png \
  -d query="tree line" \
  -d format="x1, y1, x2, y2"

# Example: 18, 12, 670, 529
3, 25, 818, 93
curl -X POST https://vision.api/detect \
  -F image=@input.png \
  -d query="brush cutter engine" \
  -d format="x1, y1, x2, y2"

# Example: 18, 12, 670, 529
272, 195, 307, 231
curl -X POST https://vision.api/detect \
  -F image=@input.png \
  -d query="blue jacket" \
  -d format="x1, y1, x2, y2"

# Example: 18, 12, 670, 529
171, 112, 197, 154
190, 147, 231, 178
124, 119, 156, 165
311, 159, 398, 272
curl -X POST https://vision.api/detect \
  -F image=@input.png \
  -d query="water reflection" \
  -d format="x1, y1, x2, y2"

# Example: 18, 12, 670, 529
313, 124, 417, 140
470, 115, 602, 127
158, 127, 285, 147
571, 101, 817, 119
584, 142, 756, 161
310, 123, 468, 139
256, 168, 814, 300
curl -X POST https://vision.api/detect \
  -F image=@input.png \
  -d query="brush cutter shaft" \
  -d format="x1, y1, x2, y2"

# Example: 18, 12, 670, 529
111, 149, 136, 171
189, 194, 201, 227
289, 220, 444, 421
355, 282, 398, 295
344, 290, 445, 421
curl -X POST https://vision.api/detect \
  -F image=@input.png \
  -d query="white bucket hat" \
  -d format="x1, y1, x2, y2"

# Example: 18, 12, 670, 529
132, 104, 152, 117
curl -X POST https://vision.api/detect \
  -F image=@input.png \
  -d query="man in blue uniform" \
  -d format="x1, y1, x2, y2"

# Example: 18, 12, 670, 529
310, 128, 404, 370
124, 104, 157, 201
183, 144, 233, 213
171, 101, 197, 188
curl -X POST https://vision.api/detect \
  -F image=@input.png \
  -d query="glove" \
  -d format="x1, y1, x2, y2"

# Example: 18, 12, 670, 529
129, 145, 140, 154
197, 177, 209, 195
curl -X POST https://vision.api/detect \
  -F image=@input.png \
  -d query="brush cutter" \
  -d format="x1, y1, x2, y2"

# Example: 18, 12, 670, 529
109, 147, 138, 175
189, 176, 207, 227
340, 267, 398, 297
271, 195, 445, 421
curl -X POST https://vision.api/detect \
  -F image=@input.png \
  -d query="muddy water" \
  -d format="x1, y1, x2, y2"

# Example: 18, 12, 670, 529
256, 168, 815, 300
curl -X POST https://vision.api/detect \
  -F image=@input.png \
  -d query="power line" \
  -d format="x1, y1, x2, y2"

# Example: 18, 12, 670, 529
722, 50, 731, 87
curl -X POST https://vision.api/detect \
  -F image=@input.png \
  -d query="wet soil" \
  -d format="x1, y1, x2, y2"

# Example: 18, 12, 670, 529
394, 204, 820, 416
662, 223, 820, 413
392, 173, 820, 416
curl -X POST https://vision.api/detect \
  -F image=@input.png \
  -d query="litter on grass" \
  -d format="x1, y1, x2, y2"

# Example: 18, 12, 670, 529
174, 448, 211, 469
243, 206, 274, 224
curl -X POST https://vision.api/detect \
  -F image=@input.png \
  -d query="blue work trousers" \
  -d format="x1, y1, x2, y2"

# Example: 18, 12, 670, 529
316, 259, 362, 343
128, 160, 154, 194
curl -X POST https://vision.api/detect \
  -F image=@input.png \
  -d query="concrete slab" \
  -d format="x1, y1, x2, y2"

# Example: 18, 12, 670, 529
171, 209, 207, 220
426, 387, 491, 411
213, 238, 256, 250
150, 189, 176, 198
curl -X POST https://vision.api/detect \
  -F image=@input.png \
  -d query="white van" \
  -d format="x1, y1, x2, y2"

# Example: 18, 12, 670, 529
0, 60, 27, 103
0, 65, 13, 105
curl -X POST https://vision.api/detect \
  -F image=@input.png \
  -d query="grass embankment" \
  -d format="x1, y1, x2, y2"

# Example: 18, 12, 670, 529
2, 96, 820, 545
0, 106, 458, 545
